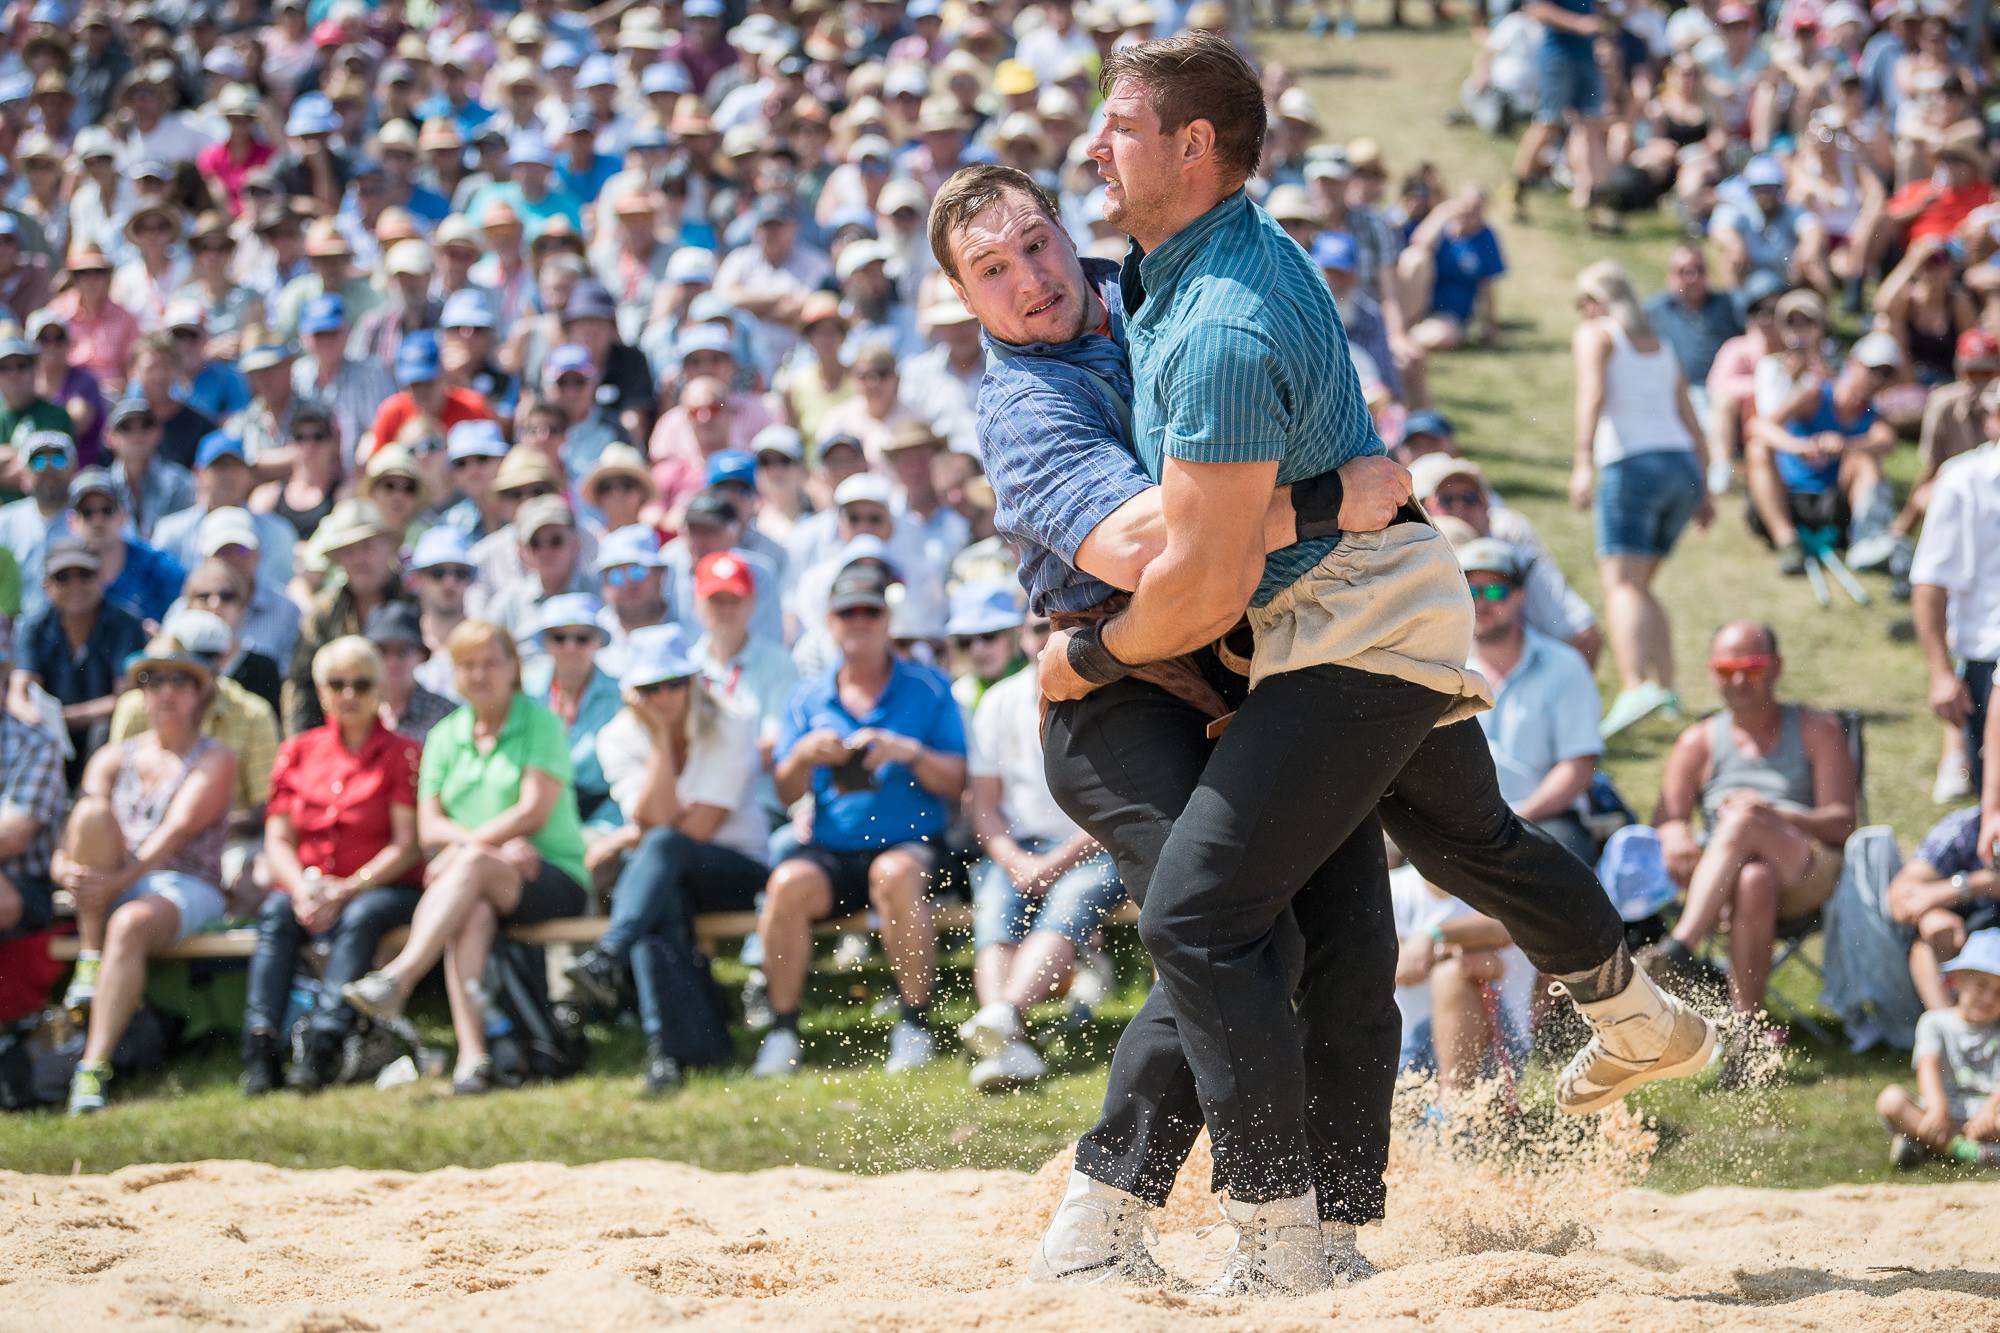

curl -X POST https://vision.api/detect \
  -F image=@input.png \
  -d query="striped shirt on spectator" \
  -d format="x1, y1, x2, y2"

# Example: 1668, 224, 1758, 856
0, 711, 63, 891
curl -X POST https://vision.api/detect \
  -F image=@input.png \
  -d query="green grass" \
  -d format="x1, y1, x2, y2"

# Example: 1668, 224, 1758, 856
1, 13, 1966, 1194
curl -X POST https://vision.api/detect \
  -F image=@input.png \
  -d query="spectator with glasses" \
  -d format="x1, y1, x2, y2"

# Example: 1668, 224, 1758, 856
169, 548, 289, 719
471, 449, 597, 593
294, 294, 395, 471
9, 536, 148, 782
0, 429, 78, 616
44, 245, 137, 395
125, 332, 218, 473
364, 602, 458, 743
593, 524, 672, 682
578, 443, 655, 543
366, 332, 496, 467
486, 496, 598, 648
342, 619, 591, 1096
404, 528, 479, 701
437, 419, 512, 543
28, 311, 107, 468
254, 400, 343, 544
649, 365, 764, 525
58, 622, 238, 1114
946, 580, 1026, 712
358, 445, 430, 552
286, 499, 414, 735
243, 634, 423, 1095
567, 623, 770, 1092
153, 433, 298, 598
0, 331, 75, 480
66, 467, 185, 625
1650, 622, 1858, 1027
103, 395, 195, 542
816, 340, 921, 464
522, 593, 622, 823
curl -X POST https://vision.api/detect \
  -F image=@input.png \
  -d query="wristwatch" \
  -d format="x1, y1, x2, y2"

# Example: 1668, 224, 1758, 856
1952, 871, 1972, 903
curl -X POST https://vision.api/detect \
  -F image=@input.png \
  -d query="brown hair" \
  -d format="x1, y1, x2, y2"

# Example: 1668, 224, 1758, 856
183, 557, 250, 606
927, 163, 1064, 280
1097, 31, 1266, 188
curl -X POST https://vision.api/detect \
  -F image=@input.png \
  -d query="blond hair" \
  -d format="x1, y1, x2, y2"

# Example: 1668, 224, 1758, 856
445, 618, 521, 677
311, 635, 384, 688
1576, 259, 1655, 343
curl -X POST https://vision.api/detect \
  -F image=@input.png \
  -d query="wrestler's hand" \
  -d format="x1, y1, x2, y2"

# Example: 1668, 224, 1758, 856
1037, 630, 1102, 703
1335, 454, 1413, 532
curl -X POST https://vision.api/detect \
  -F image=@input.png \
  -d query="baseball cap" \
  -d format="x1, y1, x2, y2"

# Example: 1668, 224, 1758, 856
665, 248, 717, 285
706, 449, 757, 490
828, 561, 894, 613
440, 288, 496, 330
299, 293, 348, 335
237, 341, 296, 373
1409, 452, 1485, 501
834, 473, 894, 510
1264, 184, 1316, 224
1776, 289, 1826, 325
1455, 537, 1521, 581
752, 424, 804, 461
562, 281, 618, 324
682, 489, 740, 528
0, 333, 33, 361
410, 525, 476, 571
21, 429, 74, 466
196, 506, 261, 556
107, 396, 154, 427
194, 430, 247, 469
363, 601, 427, 653
68, 467, 117, 505
835, 238, 892, 283
514, 493, 575, 538
694, 550, 756, 600
533, 592, 607, 644
1955, 328, 2000, 368
621, 623, 698, 689
446, 418, 508, 461
507, 133, 557, 168
675, 324, 736, 360
44, 534, 100, 575
1311, 231, 1358, 273
385, 238, 434, 276
1403, 409, 1455, 441
1741, 155, 1786, 189
394, 332, 441, 385
545, 343, 597, 380
1942, 929, 2000, 979
1851, 331, 1903, 371
945, 579, 1024, 637
594, 523, 664, 572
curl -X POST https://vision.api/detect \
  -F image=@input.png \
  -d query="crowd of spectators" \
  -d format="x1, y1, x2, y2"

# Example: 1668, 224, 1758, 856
0, 1, 1990, 1163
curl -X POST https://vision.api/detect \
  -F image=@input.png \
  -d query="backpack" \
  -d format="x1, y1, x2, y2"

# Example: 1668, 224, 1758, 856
628, 930, 735, 1069
483, 939, 589, 1082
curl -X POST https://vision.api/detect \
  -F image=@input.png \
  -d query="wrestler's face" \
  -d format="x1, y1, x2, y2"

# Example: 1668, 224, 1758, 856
948, 192, 1090, 346
1088, 78, 1184, 242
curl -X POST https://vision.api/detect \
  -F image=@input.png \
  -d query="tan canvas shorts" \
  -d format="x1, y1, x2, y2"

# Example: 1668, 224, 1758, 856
1243, 519, 1494, 728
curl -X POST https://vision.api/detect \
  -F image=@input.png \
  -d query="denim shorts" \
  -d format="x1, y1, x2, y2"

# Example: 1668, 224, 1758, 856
111, 871, 227, 942
1595, 448, 1703, 559
1397, 1009, 1531, 1078
1536, 46, 1604, 122
973, 840, 1124, 952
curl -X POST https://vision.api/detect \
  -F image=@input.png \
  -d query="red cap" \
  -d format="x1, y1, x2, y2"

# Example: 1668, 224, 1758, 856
1956, 328, 2000, 368
1716, 3, 1757, 24
694, 551, 755, 600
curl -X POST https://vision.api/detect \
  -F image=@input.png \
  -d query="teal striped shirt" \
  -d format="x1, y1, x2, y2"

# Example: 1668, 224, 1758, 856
1119, 190, 1387, 607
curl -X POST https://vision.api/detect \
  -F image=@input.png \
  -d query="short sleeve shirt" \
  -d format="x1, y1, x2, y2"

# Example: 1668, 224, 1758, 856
0, 712, 63, 887
1908, 445, 2000, 661
1427, 226, 1506, 324
1474, 630, 1603, 808
418, 694, 590, 889
18, 601, 149, 709
267, 721, 421, 880
1912, 1007, 2000, 1111
596, 703, 771, 864
968, 667, 1079, 844
775, 658, 967, 853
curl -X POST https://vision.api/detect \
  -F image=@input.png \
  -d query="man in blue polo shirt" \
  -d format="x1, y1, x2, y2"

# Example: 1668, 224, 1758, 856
10, 536, 148, 783
65, 468, 186, 626
753, 560, 967, 1080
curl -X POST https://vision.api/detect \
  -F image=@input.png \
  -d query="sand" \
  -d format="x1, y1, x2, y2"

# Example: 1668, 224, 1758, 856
5, 1105, 1997, 1333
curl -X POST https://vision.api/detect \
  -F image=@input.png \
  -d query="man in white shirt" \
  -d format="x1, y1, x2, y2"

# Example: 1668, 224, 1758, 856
789, 475, 947, 674
1913, 382, 2000, 797
959, 610, 1123, 1091
713, 200, 831, 375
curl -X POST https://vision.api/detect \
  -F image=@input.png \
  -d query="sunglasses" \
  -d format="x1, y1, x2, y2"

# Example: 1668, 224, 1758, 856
50, 567, 94, 584
136, 670, 200, 690
75, 503, 119, 520
952, 629, 1010, 649
113, 416, 157, 432
294, 430, 334, 444
323, 676, 377, 694
1468, 581, 1516, 602
635, 675, 692, 693
188, 587, 240, 606
545, 630, 597, 647
214, 543, 254, 560
834, 604, 886, 621
687, 403, 726, 419
603, 564, 652, 587
28, 451, 69, 471
596, 476, 642, 493
424, 564, 475, 582
171, 326, 204, 340
374, 477, 419, 495
526, 530, 572, 550
449, 455, 497, 470
856, 368, 894, 382
194, 240, 234, 254
504, 484, 557, 500
1430, 488, 1483, 510
1711, 655, 1776, 676
0, 360, 33, 373
843, 508, 891, 527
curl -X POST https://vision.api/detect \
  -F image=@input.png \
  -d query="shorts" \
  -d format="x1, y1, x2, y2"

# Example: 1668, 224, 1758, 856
111, 871, 227, 942
1398, 1009, 1531, 1078
1536, 46, 1604, 123
1595, 449, 1703, 559
973, 840, 1125, 952
507, 862, 589, 925
1776, 841, 1843, 922
783, 842, 938, 921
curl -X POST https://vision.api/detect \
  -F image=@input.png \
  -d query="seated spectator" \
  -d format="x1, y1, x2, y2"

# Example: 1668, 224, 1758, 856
436, 420, 512, 543
0, 328, 75, 482
359, 445, 431, 552
469, 449, 592, 592
127, 329, 219, 473
1399, 186, 1506, 352
285, 499, 414, 734
1872, 234, 1978, 395
688, 549, 797, 819
1701, 273, 1784, 492
1711, 156, 1831, 296
961, 610, 1120, 1092
364, 603, 458, 743
753, 561, 967, 1078
1458, 538, 1603, 868
485, 496, 598, 649
1315, 231, 1405, 409
9, 536, 148, 782
1651, 622, 1858, 1024
662, 489, 785, 646
342, 621, 590, 1095
794, 477, 947, 672
1898, 330, 2000, 544
242, 636, 423, 1095
1876, 929, 2000, 1170
577, 443, 656, 544
814, 340, 925, 464
565, 625, 769, 1092
252, 401, 343, 544
946, 579, 1026, 712
1391, 862, 1532, 1104
0, 635, 65, 950
172, 543, 295, 715
521, 593, 621, 822
153, 432, 299, 604
67, 466, 186, 624
57, 628, 238, 1114
365, 331, 495, 465
103, 395, 195, 542
1889, 805, 2000, 1013
0, 429, 77, 616
1747, 333, 1901, 576
702, 450, 792, 579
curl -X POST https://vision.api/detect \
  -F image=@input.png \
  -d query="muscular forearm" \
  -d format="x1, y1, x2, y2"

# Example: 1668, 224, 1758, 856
1099, 459, 1273, 668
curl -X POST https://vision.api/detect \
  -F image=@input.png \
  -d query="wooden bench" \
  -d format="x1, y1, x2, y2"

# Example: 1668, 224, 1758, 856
45, 901, 1142, 964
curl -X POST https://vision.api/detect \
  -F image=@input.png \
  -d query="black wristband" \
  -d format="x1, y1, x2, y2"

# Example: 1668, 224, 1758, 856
1290, 467, 1346, 542
1067, 621, 1131, 686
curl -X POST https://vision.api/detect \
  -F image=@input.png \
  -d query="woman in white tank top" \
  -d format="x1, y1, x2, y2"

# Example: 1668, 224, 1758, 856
1570, 260, 1714, 737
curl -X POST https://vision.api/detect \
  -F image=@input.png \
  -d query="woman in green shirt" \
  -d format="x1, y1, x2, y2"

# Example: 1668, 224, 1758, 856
343, 619, 589, 1094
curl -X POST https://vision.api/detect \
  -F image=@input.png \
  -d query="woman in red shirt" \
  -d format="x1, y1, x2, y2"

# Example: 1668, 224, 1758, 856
242, 635, 422, 1095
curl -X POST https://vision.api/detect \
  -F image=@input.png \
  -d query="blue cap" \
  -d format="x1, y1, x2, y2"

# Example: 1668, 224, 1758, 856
0, 215, 19, 238
595, 523, 665, 572
0, 73, 33, 106
705, 449, 757, 490
394, 331, 441, 385
945, 578, 1025, 637
299, 293, 347, 335
411, 525, 475, 570
683, 0, 724, 18
0, 333, 34, 360
1741, 155, 1786, 189
194, 430, 248, 468
908, 0, 943, 16
675, 324, 736, 359
508, 132, 557, 168
446, 418, 509, 461
1311, 230, 1358, 273
640, 62, 690, 96
441, 288, 496, 329
1402, 409, 1454, 440
621, 622, 698, 689
286, 94, 341, 138
1943, 929, 2000, 979
237, 341, 295, 373
545, 342, 595, 379
534, 592, 609, 644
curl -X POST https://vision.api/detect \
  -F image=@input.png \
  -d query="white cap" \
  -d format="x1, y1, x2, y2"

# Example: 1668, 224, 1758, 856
1851, 331, 1904, 371
385, 238, 434, 276
835, 238, 894, 283
833, 472, 894, 509
751, 423, 804, 460
197, 506, 262, 555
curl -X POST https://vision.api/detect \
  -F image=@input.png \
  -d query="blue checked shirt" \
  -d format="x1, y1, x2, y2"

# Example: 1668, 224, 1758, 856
0, 711, 63, 889
975, 259, 1152, 616
1120, 190, 1387, 607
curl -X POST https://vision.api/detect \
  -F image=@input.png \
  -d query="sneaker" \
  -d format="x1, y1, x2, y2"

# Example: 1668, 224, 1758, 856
1777, 540, 1807, 577
564, 947, 624, 1010
1706, 455, 1734, 496
1600, 681, 1674, 738
971, 1038, 1048, 1092
741, 969, 773, 1030
286, 1029, 340, 1092
751, 1027, 803, 1078
62, 953, 101, 1012
241, 1032, 284, 1097
884, 1020, 936, 1073
643, 1042, 683, 1095
957, 1001, 1021, 1062
1070, 946, 1117, 1010
1323, 1221, 1377, 1285
1028, 1169, 1179, 1287
831, 932, 872, 971
67, 1061, 110, 1116
340, 971, 405, 1023
1200, 1191, 1335, 1297
1551, 968, 1720, 1115
1889, 1133, 1924, 1171
1845, 532, 1906, 574
1933, 756, 1974, 805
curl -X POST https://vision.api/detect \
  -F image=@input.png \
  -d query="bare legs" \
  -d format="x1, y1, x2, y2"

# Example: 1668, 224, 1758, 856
65, 798, 180, 1066
1598, 553, 1673, 694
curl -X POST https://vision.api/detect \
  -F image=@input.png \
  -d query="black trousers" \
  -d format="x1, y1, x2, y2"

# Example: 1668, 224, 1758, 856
1050, 667, 1628, 1213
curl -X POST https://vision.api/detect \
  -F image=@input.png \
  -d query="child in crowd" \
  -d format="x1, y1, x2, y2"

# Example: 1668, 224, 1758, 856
1878, 929, 2000, 1168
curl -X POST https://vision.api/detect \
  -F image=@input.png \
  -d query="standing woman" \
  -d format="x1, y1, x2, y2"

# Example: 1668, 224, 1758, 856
1570, 259, 1713, 737
342, 620, 589, 1095
55, 632, 237, 1114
